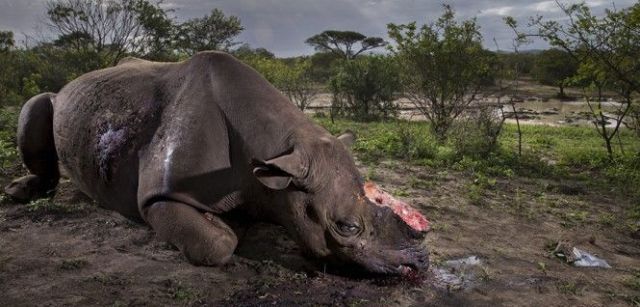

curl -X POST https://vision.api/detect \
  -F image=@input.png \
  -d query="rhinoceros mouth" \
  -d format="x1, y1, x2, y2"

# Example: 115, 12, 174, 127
397, 264, 418, 275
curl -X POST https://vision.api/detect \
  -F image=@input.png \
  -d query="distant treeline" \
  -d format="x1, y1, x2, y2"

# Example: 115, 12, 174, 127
1, 1, 639, 159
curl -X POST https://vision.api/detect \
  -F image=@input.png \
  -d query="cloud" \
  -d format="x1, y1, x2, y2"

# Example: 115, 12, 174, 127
479, 6, 516, 17
528, 1, 562, 13
0, 0, 637, 56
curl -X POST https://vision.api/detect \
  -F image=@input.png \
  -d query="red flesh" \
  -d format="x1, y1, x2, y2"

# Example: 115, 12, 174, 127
363, 181, 430, 232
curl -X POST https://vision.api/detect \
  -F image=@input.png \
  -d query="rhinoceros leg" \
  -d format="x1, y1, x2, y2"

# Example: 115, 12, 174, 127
144, 201, 238, 266
5, 93, 59, 202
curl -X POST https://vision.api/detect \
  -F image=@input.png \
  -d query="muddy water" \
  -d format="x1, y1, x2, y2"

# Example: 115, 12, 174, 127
500, 99, 623, 127
305, 93, 625, 127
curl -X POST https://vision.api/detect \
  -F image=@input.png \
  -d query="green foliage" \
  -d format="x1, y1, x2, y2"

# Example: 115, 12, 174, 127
0, 3, 244, 108
233, 43, 275, 60
0, 30, 14, 52
532, 49, 577, 98
176, 8, 244, 54
46, 0, 176, 65
329, 55, 401, 121
132, 0, 176, 60
308, 51, 343, 83
317, 118, 437, 162
511, 2, 640, 161
243, 56, 317, 111
315, 118, 640, 194
466, 173, 497, 205
26, 198, 90, 214
496, 51, 536, 76
527, 2, 640, 94
388, 5, 496, 142
0, 108, 18, 172
449, 106, 506, 158
625, 104, 640, 138
305, 30, 386, 60
624, 271, 640, 291
60, 258, 89, 270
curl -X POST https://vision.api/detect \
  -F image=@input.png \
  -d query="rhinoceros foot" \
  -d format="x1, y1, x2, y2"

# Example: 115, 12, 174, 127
4, 175, 55, 203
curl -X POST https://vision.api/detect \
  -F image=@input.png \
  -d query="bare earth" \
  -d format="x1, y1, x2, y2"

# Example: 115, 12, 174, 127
1, 161, 639, 306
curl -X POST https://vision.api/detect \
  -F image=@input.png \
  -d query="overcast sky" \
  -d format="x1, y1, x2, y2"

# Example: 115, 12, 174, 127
0, 0, 636, 57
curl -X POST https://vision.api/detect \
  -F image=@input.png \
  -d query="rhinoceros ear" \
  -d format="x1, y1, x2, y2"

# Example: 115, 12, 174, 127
337, 130, 356, 149
253, 150, 307, 190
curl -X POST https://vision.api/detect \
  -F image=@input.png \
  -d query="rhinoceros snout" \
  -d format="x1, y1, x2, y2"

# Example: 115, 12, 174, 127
401, 246, 430, 272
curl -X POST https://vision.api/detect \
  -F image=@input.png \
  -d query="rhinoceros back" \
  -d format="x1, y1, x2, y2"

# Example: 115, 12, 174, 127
53, 62, 173, 218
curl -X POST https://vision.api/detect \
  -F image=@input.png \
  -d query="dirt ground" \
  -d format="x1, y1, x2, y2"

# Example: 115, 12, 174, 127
1, 161, 639, 306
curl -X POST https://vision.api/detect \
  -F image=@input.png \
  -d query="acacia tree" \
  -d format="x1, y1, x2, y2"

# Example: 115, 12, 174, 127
388, 5, 494, 142
509, 2, 640, 159
305, 30, 386, 60
176, 8, 243, 55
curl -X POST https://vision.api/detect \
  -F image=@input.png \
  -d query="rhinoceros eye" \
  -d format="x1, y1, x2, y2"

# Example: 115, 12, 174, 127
336, 220, 360, 236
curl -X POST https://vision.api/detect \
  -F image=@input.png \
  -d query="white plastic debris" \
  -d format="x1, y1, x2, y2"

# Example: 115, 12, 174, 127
571, 247, 611, 268
444, 256, 482, 269
432, 268, 465, 289
432, 256, 483, 290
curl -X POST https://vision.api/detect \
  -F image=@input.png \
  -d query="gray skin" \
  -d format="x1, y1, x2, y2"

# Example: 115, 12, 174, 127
5, 51, 428, 275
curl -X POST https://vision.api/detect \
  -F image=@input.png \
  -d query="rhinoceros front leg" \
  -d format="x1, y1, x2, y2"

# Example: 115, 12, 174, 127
144, 201, 238, 266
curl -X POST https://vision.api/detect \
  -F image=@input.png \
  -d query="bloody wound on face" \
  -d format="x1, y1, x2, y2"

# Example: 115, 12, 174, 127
363, 181, 430, 232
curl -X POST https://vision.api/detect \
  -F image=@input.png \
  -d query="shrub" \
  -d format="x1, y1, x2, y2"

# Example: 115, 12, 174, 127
450, 105, 506, 159
329, 55, 401, 121
0, 107, 19, 172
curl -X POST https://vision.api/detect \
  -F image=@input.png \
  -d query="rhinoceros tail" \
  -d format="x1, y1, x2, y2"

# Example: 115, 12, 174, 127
4, 93, 60, 202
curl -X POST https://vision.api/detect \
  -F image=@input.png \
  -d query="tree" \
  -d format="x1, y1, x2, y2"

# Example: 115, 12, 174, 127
280, 59, 318, 112
244, 57, 317, 111
132, 0, 177, 60
305, 30, 386, 60
497, 51, 536, 76
308, 51, 343, 83
0, 31, 17, 105
233, 43, 275, 60
176, 8, 243, 55
329, 55, 401, 121
508, 2, 640, 159
388, 5, 494, 142
531, 49, 577, 98
0, 31, 14, 52
45, 0, 175, 65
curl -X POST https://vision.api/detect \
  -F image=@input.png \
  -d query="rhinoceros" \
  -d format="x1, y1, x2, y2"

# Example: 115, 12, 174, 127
5, 51, 429, 275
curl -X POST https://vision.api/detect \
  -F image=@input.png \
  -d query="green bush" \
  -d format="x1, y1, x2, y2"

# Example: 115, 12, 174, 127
0, 107, 19, 172
329, 55, 401, 121
314, 118, 640, 184
447, 105, 507, 160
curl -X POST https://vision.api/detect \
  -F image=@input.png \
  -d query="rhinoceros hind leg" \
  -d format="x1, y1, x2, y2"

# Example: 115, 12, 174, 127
144, 201, 238, 266
5, 174, 55, 202
5, 93, 59, 202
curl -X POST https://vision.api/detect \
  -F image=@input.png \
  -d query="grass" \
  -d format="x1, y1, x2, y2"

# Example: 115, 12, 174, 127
26, 198, 90, 215
159, 279, 201, 303
315, 117, 640, 219
624, 271, 640, 291
556, 280, 581, 296
60, 258, 89, 270
317, 117, 640, 172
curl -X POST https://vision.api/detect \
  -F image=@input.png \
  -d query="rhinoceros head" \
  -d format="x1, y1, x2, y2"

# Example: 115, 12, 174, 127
252, 132, 429, 275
